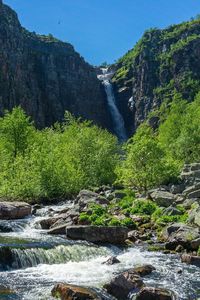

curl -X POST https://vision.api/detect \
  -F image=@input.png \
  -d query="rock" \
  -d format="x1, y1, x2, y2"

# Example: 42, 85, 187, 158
39, 217, 60, 229
163, 206, 182, 216
182, 198, 197, 209
149, 190, 175, 207
188, 203, 200, 227
190, 238, 200, 250
48, 224, 68, 235
104, 265, 155, 300
135, 287, 177, 300
112, 191, 127, 199
187, 190, 200, 199
51, 283, 102, 300
182, 183, 200, 196
103, 270, 144, 300
132, 265, 156, 276
170, 184, 185, 194
0, 202, 31, 219
162, 223, 200, 251
102, 256, 120, 265
181, 254, 200, 267
66, 226, 129, 244
75, 190, 109, 213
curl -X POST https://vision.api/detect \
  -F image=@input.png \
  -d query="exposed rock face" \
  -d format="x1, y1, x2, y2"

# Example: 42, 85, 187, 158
65, 225, 129, 244
0, 202, 31, 219
0, 2, 111, 129
112, 21, 200, 135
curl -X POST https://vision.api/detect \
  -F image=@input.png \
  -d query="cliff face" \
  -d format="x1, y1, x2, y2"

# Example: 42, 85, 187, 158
0, 2, 111, 129
112, 20, 200, 136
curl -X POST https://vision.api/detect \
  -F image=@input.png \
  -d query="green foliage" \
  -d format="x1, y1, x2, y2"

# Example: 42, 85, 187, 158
0, 108, 119, 201
118, 124, 177, 191
158, 92, 200, 163
130, 200, 157, 215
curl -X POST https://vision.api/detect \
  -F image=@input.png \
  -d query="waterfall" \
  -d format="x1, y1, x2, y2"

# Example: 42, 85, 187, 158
98, 68, 127, 142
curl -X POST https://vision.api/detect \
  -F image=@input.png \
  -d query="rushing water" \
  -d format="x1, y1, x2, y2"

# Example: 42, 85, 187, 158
98, 68, 127, 142
0, 202, 200, 300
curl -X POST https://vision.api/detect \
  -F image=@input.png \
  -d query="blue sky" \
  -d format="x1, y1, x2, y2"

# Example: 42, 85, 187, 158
3, 0, 200, 65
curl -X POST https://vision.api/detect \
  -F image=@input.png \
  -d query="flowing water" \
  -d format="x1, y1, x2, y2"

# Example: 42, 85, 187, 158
98, 68, 127, 142
0, 202, 200, 300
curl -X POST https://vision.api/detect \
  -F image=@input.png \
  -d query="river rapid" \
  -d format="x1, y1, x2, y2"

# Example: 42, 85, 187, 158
0, 201, 199, 300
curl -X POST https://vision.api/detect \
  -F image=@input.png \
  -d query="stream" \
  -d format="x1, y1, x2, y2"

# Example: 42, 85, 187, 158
0, 202, 199, 300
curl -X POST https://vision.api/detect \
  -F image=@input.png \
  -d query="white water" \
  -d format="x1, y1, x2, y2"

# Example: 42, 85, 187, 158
0, 202, 200, 300
98, 68, 127, 142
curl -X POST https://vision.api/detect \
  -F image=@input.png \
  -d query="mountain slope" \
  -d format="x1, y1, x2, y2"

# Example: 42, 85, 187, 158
112, 19, 200, 135
0, 1, 111, 129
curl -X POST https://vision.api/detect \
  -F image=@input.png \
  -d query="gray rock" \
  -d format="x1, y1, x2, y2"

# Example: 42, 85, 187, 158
48, 224, 68, 235
163, 206, 182, 216
170, 184, 185, 194
187, 189, 200, 199
66, 225, 129, 244
0, 202, 31, 220
149, 190, 175, 207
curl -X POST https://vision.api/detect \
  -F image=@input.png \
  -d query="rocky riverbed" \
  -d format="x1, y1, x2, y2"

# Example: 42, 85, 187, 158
0, 163, 200, 299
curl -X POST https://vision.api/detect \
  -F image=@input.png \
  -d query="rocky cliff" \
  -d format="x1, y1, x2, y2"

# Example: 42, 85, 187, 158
112, 19, 200, 136
0, 1, 111, 129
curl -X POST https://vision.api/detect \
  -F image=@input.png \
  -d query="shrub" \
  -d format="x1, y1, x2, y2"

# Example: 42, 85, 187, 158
130, 200, 158, 215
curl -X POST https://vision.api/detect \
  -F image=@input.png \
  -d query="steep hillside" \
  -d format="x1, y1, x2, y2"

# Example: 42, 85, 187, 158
0, 1, 111, 129
112, 19, 200, 135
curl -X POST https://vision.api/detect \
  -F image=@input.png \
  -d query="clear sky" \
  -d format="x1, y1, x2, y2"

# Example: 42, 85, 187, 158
3, 0, 200, 66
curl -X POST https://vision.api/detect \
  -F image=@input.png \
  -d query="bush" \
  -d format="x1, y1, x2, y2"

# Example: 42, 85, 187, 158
130, 200, 158, 215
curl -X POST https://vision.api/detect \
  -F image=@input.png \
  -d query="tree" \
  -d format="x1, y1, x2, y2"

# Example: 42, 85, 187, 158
118, 124, 173, 192
0, 107, 34, 158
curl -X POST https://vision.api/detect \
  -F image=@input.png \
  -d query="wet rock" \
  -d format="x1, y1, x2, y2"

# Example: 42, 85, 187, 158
102, 256, 120, 265
132, 265, 156, 276
149, 190, 175, 207
0, 202, 31, 219
66, 225, 129, 244
135, 287, 177, 300
0, 222, 14, 232
48, 224, 68, 235
39, 217, 60, 229
104, 270, 144, 300
51, 283, 102, 300
181, 254, 200, 267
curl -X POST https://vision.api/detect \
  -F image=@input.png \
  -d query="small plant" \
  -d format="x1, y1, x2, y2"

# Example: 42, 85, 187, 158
121, 217, 136, 229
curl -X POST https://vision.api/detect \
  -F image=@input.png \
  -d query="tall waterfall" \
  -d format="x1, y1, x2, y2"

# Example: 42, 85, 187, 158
98, 68, 127, 142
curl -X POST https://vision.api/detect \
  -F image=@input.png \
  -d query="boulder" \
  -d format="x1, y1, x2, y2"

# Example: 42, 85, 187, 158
51, 283, 102, 300
104, 265, 155, 300
163, 206, 182, 216
75, 190, 109, 212
48, 224, 68, 235
187, 190, 200, 199
66, 226, 129, 244
102, 256, 120, 265
181, 254, 200, 267
149, 190, 175, 207
170, 184, 185, 195
104, 270, 144, 300
135, 287, 177, 300
0, 202, 31, 219
162, 223, 200, 250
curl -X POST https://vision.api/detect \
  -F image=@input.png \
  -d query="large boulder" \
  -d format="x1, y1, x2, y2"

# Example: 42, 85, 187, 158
149, 190, 175, 207
135, 287, 177, 300
0, 202, 31, 219
104, 265, 155, 300
51, 283, 102, 300
161, 223, 200, 250
66, 225, 129, 244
